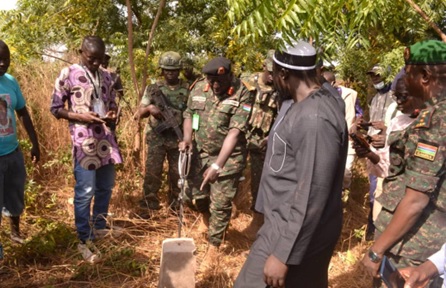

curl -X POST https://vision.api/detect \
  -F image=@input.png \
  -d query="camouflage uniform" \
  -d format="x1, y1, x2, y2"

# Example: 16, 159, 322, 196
243, 72, 278, 210
375, 102, 446, 282
140, 80, 189, 207
184, 76, 255, 247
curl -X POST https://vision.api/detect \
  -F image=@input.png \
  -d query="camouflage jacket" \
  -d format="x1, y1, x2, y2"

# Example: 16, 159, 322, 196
242, 72, 278, 148
140, 79, 189, 138
183, 76, 255, 176
375, 103, 446, 262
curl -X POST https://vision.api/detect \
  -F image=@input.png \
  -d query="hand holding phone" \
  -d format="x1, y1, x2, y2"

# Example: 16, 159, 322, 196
379, 256, 405, 288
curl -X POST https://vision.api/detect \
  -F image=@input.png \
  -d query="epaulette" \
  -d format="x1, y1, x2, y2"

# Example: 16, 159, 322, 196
241, 79, 256, 92
189, 77, 205, 91
413, 106, 435, 129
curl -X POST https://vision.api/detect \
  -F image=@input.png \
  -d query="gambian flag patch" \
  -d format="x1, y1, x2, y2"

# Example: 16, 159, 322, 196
414, 140, 438, 162
243, 104, 252, 112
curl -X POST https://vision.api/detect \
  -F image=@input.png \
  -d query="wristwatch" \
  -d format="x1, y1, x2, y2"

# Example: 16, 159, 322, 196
210, 163, 222, 174
368, 249, 382, 263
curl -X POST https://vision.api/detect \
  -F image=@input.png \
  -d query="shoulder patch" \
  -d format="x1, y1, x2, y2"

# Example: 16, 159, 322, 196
413, 107, 435, 129
414, 139, 438, 161
241, 80, 256, 92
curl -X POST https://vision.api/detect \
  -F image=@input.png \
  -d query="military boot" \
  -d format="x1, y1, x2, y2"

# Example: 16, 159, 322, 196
200, 244, 219, 270
243, 212, 264, 241
10, 216, 24, 244
140, 194, 161, 211
197, 211, 210, 234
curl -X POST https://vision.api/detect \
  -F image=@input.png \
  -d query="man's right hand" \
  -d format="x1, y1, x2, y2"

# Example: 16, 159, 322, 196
400, 260, 438, 288
77, 111, 105, 124
178, 140, 192, 152
148, 105, 162, 119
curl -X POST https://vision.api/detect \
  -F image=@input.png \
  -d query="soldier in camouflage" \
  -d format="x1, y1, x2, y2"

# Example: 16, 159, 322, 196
362, 40, 446, 287
179, 57, 255, 266
242, 50, 278, 239
135, 51, 189, 212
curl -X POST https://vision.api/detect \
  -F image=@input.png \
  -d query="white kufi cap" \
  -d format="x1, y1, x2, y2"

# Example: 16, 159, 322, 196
273, 40, 317, 70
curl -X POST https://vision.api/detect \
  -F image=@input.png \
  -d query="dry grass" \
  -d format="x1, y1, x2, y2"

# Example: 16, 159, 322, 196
1, 59, 375, 287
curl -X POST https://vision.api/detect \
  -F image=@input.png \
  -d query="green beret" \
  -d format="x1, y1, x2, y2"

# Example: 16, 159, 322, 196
405, 40, 446, 65
202, 57, 231, 76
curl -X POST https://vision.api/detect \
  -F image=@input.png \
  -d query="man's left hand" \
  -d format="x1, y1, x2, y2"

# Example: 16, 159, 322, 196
371, 134, 386, 149
31, 145, 40, 163
361, 252, 381, 278
263, 254, 288, 288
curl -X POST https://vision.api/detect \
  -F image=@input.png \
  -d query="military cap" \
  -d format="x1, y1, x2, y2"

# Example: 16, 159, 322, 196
404, 40, 446, 65
366, 64, 384, 75
202, 57, 231, 75
264, 50, 275, 72
273, 40, 317, 70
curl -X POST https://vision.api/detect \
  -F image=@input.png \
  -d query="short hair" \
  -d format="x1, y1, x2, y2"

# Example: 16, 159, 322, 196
275, 62, 320, 88
81, 36, 105, 52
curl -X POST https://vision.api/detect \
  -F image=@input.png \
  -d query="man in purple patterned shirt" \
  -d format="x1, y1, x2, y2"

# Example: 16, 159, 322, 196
50, 36, 122, 263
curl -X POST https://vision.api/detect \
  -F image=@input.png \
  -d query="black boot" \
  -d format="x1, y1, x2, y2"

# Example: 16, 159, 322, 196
10, 216, 24, 244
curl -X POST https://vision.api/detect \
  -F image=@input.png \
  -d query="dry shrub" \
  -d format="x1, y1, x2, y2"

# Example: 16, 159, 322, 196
2, 59, 373, 287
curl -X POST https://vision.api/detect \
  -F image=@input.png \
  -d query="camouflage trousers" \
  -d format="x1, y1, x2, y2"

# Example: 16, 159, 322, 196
186, 158, 241, 247
142, 132, 180, 205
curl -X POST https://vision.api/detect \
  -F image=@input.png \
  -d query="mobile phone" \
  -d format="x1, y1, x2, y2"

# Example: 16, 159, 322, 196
379, 256, 405, 288
359, 122, 373, 128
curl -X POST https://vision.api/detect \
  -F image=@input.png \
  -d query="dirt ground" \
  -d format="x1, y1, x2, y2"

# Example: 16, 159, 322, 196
0, 159, 373, 288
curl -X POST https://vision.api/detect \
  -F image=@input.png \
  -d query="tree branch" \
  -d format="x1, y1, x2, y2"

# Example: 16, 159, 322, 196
125, 0, 140, 97
404, 0, 446, 42
141, 0, 167, 100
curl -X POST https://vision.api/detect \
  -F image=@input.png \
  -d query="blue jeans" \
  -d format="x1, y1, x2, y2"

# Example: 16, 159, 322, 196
74, 162, 115, 241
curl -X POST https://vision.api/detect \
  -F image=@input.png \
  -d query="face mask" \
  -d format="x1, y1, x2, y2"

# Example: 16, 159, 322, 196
373, 81, 385, 90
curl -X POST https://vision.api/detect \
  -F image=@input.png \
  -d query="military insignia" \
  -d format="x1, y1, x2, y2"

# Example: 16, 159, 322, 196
413, 107, 435, 128
192, 96, 206, 102
404, 47, 410, 62
221, 99, 239, 107
217, 67, 225, 75
414, 140, 438, 161
242, 104, 252, 112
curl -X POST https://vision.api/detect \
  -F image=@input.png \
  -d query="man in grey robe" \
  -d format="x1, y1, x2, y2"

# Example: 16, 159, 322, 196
235, 40, 348, 288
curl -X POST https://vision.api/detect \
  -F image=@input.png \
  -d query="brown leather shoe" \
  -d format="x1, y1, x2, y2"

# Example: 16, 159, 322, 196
243, 212, 264, 241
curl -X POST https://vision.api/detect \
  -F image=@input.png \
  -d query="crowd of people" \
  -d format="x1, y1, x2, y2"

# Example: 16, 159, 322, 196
1, 34, 446, 288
